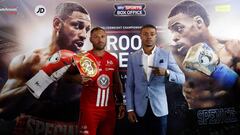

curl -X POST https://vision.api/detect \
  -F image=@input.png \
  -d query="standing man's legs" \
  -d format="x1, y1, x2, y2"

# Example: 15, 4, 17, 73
135, 102, 168, 135
98, 109, 116, 135
79, 109, 100, 135
151, 114, 168, 135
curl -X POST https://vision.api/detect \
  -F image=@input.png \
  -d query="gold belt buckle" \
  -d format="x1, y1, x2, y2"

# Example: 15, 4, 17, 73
73, 52, 99, 80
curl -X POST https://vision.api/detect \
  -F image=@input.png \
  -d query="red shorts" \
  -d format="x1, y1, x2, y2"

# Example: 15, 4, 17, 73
78, 108, 116, 135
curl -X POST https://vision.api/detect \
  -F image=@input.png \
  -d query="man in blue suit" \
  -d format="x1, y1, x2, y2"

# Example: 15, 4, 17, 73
125, 24, 185, 135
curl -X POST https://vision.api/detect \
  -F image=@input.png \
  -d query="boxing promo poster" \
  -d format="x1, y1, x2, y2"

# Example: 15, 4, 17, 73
1, 0, 240, 135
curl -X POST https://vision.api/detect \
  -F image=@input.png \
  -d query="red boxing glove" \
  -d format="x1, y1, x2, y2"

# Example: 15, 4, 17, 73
42, 50, 75, 79
26, 50, 75, 98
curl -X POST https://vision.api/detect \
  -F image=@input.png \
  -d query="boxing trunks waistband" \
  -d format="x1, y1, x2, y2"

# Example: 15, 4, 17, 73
13, 114, 78, 135
188, 107, 239, 126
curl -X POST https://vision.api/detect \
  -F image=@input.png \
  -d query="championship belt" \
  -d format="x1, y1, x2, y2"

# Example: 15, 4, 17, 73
73, 52, 99, 80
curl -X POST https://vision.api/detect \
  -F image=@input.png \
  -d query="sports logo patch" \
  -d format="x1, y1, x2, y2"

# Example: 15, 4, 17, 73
97, 74, 110, 88
114, 4, 146, 16
48, 51, 60, 63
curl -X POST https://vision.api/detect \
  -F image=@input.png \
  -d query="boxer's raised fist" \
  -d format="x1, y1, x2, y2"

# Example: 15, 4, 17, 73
26, 50, 76, 98
183, 43, 238, 89
42, 50, 75, 80
183, 43, 219, 75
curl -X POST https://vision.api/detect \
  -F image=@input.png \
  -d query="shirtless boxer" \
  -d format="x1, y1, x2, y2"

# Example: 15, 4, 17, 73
0, 2, 91, 135
168, 0, 240, 109
167, 2, 240, 134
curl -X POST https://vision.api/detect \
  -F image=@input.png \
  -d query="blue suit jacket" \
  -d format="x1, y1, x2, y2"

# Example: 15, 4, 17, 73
126, 47, 185, 117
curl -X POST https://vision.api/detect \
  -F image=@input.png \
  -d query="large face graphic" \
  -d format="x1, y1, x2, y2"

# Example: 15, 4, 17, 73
168, 13, 202, 57
58, 11, 91, 52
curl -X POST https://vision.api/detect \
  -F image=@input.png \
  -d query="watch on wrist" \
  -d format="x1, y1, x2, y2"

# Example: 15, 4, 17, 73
165, 69, 170, 77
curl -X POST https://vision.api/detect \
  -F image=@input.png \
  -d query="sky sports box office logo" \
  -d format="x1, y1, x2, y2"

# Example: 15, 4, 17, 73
114, 4, 146, 16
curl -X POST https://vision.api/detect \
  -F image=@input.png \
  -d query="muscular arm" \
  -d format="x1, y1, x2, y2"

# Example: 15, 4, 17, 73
113, 71, 126, 119
1, 79, 27, 104
222, 39, 240, 90
219, 39, 240, 58
0, 80, 35, 117
0, 55, 36, 119
113, 71, 123, 104
183, 81, 228, 108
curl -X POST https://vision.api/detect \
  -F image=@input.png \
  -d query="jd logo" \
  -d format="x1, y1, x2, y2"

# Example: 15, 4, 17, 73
34, 5, 46, 16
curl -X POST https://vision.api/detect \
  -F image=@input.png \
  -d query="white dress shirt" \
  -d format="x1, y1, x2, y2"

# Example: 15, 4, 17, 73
127, 46, 157, 112
142, 46, 156, 81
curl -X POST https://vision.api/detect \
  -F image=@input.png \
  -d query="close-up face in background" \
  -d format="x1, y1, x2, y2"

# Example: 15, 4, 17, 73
140, 27, 157, 48
57, 11, 91, 52
168, 13, 203, 56
90, 29, 107, 50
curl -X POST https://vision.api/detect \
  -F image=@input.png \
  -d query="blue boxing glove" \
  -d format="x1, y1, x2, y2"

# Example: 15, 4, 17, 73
183, 42, 238, 89
211, 63, 238, 89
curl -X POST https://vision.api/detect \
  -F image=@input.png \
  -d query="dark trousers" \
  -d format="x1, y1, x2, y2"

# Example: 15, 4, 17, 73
134, 102, 168, 135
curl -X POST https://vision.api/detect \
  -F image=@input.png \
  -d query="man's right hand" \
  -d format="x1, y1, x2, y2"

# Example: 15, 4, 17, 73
128, 111, 138, 123
26, 50, 75, 99
79, 75, 92, 85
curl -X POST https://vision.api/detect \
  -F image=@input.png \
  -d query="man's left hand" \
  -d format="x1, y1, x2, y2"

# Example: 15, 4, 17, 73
117, 105, 125, 119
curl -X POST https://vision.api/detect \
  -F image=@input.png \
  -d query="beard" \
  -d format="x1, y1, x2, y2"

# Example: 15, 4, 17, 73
94, 46, 105, 50
56, 28, 79, 52
57, 28, 70, 49
93, 43, 106, 50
